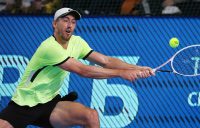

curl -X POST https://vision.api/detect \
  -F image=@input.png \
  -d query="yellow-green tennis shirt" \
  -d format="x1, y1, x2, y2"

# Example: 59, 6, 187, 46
12, 35, 93, 107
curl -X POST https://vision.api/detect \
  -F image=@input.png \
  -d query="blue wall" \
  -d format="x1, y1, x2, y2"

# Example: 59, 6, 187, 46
0, 15, 200, 128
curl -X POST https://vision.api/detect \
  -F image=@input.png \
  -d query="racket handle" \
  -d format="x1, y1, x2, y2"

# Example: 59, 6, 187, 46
153, 69, 173, 73
156, 70, 173, 73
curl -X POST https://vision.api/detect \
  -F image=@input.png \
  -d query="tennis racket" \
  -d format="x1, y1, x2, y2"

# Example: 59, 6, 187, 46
153, 44, 200, 77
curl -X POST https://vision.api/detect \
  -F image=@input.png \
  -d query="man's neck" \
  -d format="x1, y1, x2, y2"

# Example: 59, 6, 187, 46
53, 33, 69, 49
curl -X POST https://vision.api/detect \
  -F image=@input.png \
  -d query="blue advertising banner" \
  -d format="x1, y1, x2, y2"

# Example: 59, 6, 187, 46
0, 15, 200, 128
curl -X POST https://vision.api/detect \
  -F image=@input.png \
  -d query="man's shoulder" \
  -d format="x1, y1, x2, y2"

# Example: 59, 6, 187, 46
39, 36, 58, 47
71, 35, 83, 41
42, 36, 55, 44
36, 36, 60, 53
71, 35, 80, 38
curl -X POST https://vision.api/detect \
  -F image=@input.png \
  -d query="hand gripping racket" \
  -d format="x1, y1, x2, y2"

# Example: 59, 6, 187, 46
153, 44, 200, 77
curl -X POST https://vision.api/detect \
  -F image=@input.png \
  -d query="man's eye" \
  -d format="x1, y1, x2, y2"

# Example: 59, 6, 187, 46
64, 20, 69, 22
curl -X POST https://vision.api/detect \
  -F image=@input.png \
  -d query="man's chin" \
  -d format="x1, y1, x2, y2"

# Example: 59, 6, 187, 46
63, 34, 71, 41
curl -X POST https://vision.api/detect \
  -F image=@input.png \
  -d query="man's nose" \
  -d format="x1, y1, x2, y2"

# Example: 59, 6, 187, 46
67, 22, 72, 27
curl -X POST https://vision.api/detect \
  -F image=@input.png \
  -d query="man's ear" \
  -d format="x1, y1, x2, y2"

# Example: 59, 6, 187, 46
52, 21, 56, 29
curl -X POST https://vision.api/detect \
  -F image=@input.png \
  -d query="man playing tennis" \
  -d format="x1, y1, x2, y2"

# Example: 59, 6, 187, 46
0, 8, 154, 128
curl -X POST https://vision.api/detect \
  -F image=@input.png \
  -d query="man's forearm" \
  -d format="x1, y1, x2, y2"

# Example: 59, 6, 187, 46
103, 57, 142, 70
79, 65, 123, 79
77, 65, 145, 81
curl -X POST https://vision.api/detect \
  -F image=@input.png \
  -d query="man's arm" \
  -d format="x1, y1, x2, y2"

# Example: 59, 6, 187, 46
58, 58, 144, 81
86, 51, 153, 71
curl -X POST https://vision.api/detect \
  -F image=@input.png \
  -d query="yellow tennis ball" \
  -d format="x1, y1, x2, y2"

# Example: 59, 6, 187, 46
169, 37, 179, 48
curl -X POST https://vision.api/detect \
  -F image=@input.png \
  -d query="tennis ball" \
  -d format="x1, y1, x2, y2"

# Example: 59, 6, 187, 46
169, 37, 179, 48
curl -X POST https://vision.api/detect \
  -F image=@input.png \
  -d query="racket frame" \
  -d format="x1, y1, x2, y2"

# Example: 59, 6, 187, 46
153, 44, 200, 77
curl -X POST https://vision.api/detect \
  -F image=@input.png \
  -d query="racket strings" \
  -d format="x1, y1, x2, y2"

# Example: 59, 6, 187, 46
172, 45, 200, 76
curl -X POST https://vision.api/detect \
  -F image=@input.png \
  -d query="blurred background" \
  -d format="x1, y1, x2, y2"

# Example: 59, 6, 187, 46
0, 0, 199, 16
0, 1, 200, 128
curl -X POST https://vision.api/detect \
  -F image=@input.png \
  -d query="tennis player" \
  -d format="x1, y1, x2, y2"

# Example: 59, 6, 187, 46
0, 8, 154, 128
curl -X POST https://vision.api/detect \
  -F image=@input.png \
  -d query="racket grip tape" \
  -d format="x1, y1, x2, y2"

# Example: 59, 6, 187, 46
153, 69, 173, 73
156, 70, 173, 73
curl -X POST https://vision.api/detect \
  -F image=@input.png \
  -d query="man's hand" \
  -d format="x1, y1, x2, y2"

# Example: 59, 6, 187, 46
119, 70, 144, 81
138, 66, 155, 78
119, 67, 154, 82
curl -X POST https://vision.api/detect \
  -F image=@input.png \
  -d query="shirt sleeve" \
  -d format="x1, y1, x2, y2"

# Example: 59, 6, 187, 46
34, 42, 69, 66
78, 38, 93, 59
